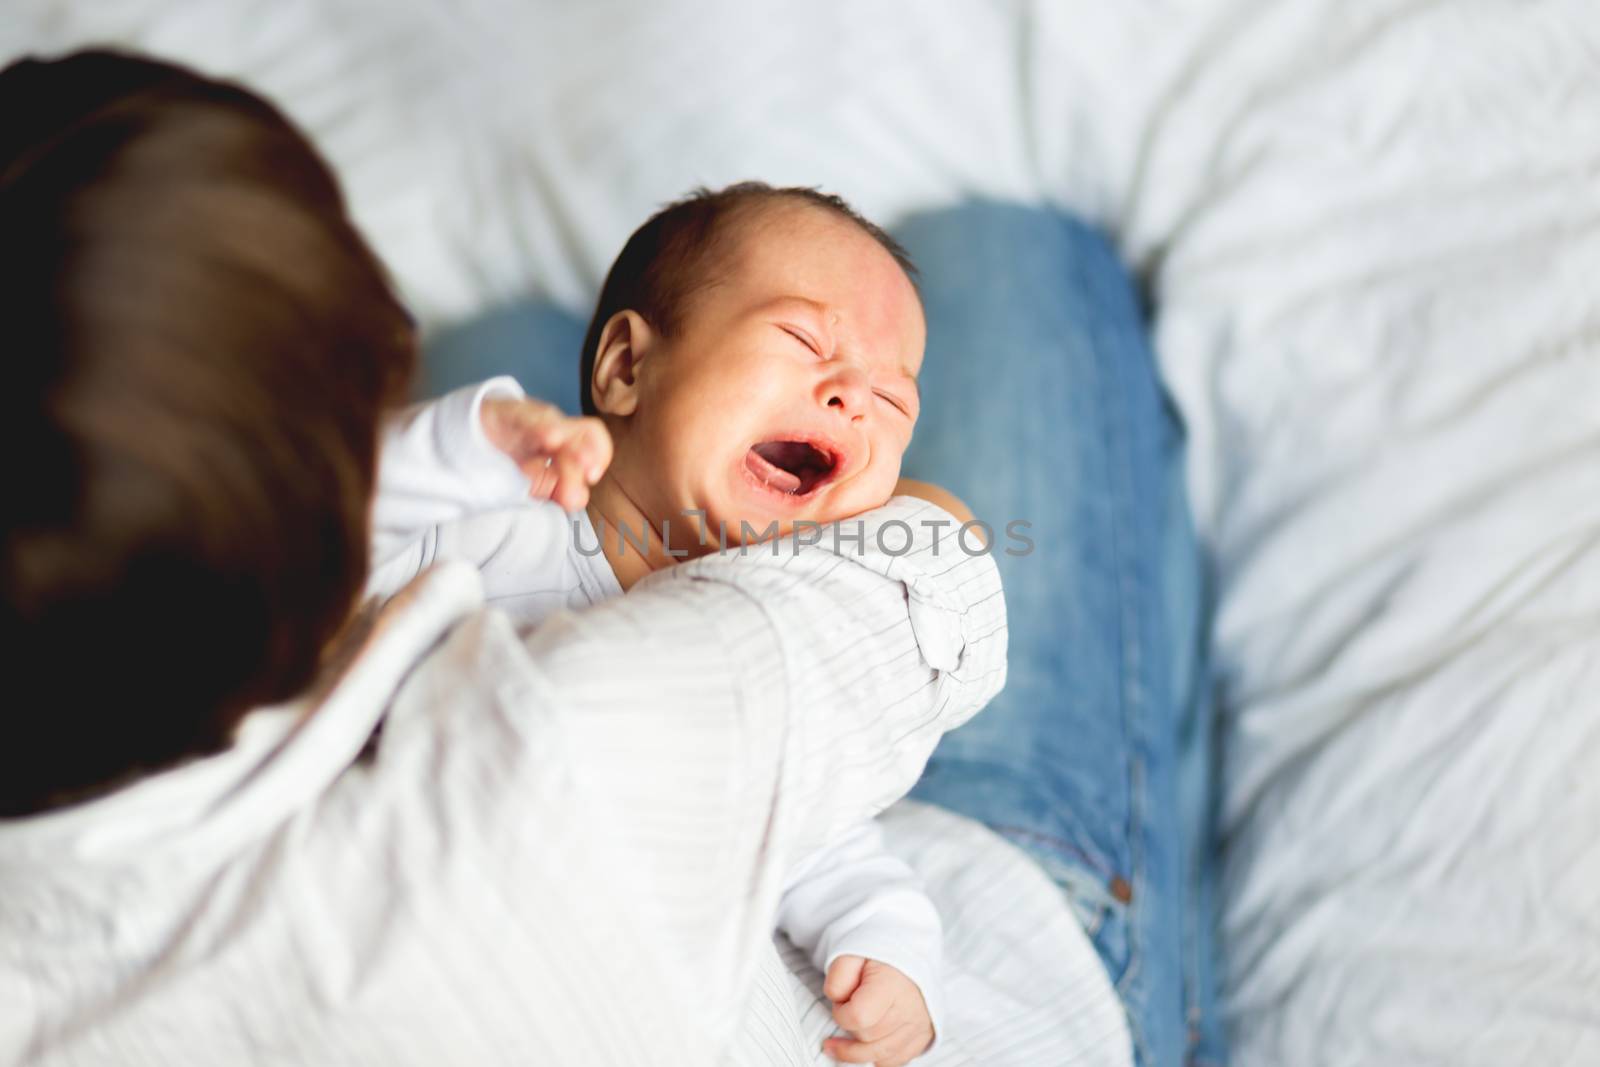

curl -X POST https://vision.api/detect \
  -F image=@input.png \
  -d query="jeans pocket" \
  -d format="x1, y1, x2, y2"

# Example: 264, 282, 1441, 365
991, 824, 1136, 988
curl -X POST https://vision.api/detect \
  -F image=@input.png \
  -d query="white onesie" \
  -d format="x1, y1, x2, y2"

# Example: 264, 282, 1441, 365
365, 377, 947, 1045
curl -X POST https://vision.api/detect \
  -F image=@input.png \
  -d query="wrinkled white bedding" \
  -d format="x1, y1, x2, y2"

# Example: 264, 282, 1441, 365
1113, 6, 1600, 1063
7, 2, 1598, 1063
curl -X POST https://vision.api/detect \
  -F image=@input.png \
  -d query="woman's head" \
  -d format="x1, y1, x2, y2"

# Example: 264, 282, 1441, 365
1, 50, 415, 816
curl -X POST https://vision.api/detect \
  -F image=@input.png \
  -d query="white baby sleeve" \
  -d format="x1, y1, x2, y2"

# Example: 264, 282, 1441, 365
370, 376, 533, 565
774, 819, 947, 1048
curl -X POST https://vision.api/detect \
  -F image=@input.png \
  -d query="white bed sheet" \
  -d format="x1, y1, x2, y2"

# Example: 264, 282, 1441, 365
6, 2, 1598, 1063
1108, 5, 1600, 1063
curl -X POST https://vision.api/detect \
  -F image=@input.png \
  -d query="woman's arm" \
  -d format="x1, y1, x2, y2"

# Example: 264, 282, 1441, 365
893, 478, 986, 546
510, 497, 1006, 1053
891, 477, 974, 524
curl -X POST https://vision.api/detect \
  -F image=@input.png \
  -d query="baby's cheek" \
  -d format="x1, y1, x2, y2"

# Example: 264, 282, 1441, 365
871, 458, 906, 504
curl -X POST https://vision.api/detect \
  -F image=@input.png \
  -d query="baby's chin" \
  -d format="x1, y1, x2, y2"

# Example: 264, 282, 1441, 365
698, 461, 898, 547
704, 497, 894, 549
806, 495, 894, 525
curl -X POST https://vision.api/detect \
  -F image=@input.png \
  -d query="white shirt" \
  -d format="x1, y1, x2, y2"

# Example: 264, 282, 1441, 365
368, 380, 952, 1045
364, 379, 1134, 1067
0, 487, 1004, 1065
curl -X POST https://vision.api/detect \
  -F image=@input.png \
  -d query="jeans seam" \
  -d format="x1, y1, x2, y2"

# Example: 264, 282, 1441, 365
993, 824, 1116, 881
1077, 222, 1152, 1066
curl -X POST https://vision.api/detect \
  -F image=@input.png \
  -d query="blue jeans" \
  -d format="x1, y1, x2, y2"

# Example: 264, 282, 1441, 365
423, 203, 1226, 1067
893, 204, 1225, 1067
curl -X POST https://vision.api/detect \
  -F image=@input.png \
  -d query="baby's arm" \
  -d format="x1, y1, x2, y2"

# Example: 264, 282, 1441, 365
775, 820, 944, 1065
371, 377, 532, 563
371, 376, 609, 565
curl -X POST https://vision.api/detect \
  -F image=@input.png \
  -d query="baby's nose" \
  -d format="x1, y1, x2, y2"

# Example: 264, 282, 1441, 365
818, 362, 869, 420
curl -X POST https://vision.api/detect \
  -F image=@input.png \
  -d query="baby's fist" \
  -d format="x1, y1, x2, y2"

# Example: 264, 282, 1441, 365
821, 955, 934, 1066
480, 394, 612, 512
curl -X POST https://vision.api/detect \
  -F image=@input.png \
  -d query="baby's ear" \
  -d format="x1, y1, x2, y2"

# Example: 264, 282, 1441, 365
590, 310, 654, 417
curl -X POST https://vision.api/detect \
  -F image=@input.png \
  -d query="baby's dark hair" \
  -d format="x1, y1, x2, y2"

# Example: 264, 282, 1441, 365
578, 182, 916, 415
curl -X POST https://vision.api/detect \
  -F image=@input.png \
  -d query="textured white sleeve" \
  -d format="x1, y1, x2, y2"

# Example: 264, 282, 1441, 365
774, 820, 947, 1047
517, 496, 1006, 1054
370, 376, 533, 566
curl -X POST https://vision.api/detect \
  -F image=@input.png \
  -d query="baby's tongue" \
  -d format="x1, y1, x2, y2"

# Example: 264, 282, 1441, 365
747, 446, 802, 494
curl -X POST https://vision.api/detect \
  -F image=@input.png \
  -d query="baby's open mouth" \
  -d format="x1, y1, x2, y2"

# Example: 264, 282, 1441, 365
746, 440, 837, 496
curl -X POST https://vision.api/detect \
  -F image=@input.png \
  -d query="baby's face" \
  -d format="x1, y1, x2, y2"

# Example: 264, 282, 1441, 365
615, 204, 925, 549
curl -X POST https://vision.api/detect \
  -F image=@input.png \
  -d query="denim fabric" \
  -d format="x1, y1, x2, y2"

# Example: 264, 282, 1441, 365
418, 202, 1226, 1066
892, 203, 1224, 1067
889, 206, 1222, 1067
421, 301, 587, 411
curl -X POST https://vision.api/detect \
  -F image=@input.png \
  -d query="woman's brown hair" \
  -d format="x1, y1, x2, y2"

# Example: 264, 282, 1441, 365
0, 50, 416, 816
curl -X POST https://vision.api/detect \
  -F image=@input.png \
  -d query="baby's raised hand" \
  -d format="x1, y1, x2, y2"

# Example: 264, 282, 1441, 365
480, 394, 612, 512
820, 955, 935, 1066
